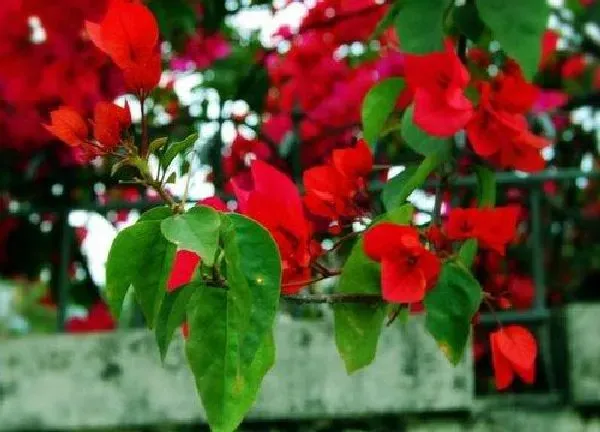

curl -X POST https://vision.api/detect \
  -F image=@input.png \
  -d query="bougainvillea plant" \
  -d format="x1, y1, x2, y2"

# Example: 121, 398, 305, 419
43, 0, 553, 430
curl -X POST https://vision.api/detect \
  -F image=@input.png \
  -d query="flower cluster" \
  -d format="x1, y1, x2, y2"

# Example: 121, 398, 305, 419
405, 48, 549, 172
44, 103, 131, 159
303, 139, 373, 232
0, 0, 121, 153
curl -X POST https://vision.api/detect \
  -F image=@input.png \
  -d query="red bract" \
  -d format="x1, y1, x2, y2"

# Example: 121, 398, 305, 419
363, 223, 440, 304
506, 275, 535, 310
65, 302, 115, 333
540, 30, 559, 69
86, 0, 160, 95
490, 325, 538, 390
303, 139, 372, 228
223, 134, 273, 180
404, 48, 473, 137
491, 66, 540, 114
171, 31, 231, 71
332, 138, 372, 180
444, 208, 479, 240
232, 161, 316, 293
167, 250, 201, 292
93, 101, 131, 151
561, 55, 586, 79
298, 0, 387, 45
466, 82, 548, 172
445, 206, 519, 256
44, 107, 88, 148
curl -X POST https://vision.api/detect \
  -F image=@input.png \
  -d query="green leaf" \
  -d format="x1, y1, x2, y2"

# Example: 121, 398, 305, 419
381, 151, 446, 212
458, 239, 478, 269
155, 282, 202, 362
382, 166, 418, 211
221, 213, 281, 365
186, 292, 275, 432
106, 220, 176, 327
370, 0, 402, 41
401, 105, 452, 157
394, 0, 452, 54
453, 2, 485, 42
161, 133, 198, 169
165, 172, 177, 185
148, 0, 197, 42
424, 261, 483, 364
475, 165, 496, 207
148, 137, 168, 155
476, 0, 549, 79
161, 206, 221, 266
139, 206, 173, 222
385, 204, 416, 225
334, 205, 414, 374
185, 214, 280, 432
361, 78, 405, 146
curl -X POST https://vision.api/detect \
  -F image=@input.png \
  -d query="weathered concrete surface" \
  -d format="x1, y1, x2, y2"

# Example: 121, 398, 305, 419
0, 315, 472, 430
406, 408, 600, 432
566, 303, 600, 405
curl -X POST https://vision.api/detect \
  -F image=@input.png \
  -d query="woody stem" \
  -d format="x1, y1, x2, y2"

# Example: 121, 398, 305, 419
140, 95, 149, 157
482, 295, 502, 327
147, 178, 179, 211
282, 292, 383, 305
324, 231, 360, 255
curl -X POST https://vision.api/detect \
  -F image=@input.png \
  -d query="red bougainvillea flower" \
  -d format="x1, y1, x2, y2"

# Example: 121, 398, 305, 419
93, 102, 131, 151
303, 139, 372, 228
540, 30, 559, 69
491, 64, 540, 114
445, 206, 519, 256
363, 223, 440, 304
444, 208, 480, 240
43, 107, 88, 148
232, 160, 316, 294
404, 47, 473, 136
490, 325, 538, 390
199, 196, 228, 212
332, 138, 373, 181
86, 0, 161, 94
223, 134, 273, 180
561, 54, 586, 79
506, 275, 535, 310
467, 82, 548, 172
65, 302, 115, 333
167, 250, 201, 293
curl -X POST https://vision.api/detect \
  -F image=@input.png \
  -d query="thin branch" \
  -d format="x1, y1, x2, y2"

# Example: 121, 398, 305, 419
282, 292, 384, 305
147, 178, 178, 210
140, 96, 149, 157
325, 231, 360, 255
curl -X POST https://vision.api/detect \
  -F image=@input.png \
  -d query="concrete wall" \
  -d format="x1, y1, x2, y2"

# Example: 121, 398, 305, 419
2, 303, 600, 431
0, 315, 472, 430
